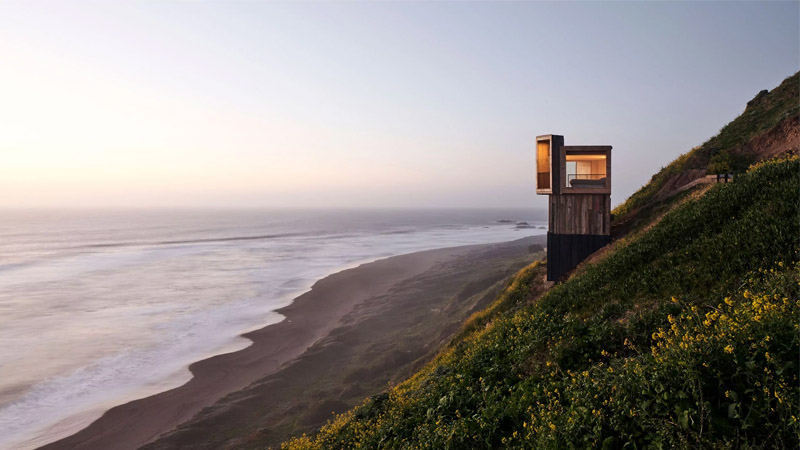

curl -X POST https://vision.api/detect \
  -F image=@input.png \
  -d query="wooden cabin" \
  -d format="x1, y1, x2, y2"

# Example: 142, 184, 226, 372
536, 135, 612, 281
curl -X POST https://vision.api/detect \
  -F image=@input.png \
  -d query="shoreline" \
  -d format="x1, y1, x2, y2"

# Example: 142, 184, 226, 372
39, 236, 545, 450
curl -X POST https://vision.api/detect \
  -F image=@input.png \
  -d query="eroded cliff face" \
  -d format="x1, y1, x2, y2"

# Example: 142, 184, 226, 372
735, 113, 799, 162
653, 113, 799, 203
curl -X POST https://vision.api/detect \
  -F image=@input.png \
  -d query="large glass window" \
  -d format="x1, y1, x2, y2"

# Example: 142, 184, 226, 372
565, 153, 606, 188
536, 141, 551, 190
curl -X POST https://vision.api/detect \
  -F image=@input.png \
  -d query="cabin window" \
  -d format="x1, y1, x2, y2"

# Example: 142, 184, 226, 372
565, 153, 606, 188
536, 140, 551, 190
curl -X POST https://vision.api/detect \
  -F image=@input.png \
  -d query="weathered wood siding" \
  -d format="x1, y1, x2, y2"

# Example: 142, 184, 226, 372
548, 194, 611, 235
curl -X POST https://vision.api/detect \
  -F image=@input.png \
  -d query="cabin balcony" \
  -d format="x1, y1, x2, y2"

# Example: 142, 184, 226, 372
560, 147, 611, 194
567, 173, 606, 187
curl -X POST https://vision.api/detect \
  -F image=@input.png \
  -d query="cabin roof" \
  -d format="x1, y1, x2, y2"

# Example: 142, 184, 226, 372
561, 145, 612, 152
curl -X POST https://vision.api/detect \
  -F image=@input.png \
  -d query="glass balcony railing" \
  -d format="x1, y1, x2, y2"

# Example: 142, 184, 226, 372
567, 173, 606, 187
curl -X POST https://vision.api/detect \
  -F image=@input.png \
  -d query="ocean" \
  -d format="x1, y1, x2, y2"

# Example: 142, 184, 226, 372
0, 208, 545, 450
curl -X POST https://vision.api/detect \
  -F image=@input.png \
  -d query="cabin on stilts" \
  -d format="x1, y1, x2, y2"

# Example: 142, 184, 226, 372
536, 134, 612, 281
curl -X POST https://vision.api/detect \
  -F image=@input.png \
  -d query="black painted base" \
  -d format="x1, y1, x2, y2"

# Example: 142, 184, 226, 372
547, 232, 611, 281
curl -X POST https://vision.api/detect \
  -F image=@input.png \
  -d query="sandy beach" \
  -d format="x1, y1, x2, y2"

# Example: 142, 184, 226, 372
40, 236, 544, 450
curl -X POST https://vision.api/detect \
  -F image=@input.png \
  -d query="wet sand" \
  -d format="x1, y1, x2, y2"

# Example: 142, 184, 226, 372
41, 236, 544, 450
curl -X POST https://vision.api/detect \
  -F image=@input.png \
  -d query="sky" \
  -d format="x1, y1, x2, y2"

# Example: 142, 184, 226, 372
1, 1, 797, 209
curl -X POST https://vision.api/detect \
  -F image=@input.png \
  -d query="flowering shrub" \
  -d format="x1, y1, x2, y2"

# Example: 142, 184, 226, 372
516, 264, 798, 449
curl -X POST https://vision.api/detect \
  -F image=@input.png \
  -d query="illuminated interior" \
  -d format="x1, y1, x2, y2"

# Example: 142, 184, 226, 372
565, 153, 606, 188
536, 140, 551, 190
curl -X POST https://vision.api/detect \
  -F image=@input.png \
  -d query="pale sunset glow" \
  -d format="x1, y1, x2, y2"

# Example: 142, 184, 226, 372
0, 3, 797, 450
1, 1, 797, 208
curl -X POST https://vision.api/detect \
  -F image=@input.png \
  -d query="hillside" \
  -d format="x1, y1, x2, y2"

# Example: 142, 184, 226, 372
612, 72, 799, 237
280, 75, 800, 449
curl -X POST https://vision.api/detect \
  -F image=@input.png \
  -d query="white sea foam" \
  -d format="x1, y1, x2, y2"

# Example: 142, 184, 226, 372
0, 209, 544, 449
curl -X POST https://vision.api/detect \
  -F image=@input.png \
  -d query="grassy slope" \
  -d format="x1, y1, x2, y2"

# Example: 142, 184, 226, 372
280, 78, 800, 449
283, 158, 798, 450
612, 72, 798, 231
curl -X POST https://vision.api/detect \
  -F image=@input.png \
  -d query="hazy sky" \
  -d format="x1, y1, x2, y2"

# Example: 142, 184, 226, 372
1, 1, 797, 209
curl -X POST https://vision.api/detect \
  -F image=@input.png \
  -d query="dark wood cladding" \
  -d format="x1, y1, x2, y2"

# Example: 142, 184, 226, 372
546, 232, 611, 281
548, 194, 611, 235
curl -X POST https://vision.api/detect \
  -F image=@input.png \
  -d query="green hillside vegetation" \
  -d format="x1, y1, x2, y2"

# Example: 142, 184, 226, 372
282, 157, 798, 450
280, 76, 800, 449
613, 72, 798, 223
